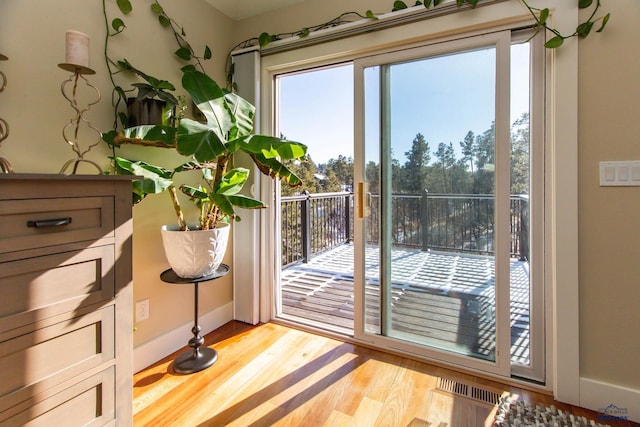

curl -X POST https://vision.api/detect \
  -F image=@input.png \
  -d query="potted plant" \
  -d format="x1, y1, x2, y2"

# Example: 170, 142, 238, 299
104, 67, 307, 278
116, 59, 179, 127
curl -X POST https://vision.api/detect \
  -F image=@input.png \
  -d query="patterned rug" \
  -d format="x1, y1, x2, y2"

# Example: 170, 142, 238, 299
493, 396, 611, 427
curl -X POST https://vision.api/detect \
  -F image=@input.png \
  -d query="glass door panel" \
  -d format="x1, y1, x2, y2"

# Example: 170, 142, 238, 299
356, 32, 512, 374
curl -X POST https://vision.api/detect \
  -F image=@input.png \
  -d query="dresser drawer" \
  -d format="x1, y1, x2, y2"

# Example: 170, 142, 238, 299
0, 306, 115, 413
0, 366, 115, 427
0, 196, 114, 254
0, 245, 115, 338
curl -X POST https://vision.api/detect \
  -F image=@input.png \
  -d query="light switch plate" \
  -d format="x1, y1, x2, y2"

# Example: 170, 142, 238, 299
599, 161, 640, 186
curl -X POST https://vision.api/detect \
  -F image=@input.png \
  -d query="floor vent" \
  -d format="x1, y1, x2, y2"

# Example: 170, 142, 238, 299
436, 377, 502, 406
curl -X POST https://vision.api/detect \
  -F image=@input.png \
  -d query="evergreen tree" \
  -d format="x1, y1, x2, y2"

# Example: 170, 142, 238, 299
365, 161, 380, 194
460, 131, 475, 174
473, 121, 496, 194
322, 169, 343, 192
281, 155, 321, 196
511, 113, 530, 194
326, 155, 354, 191
433, 142, 456, 192
401, 133, 431, 193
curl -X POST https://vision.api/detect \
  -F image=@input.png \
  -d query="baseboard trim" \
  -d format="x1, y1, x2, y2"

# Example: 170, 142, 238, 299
133, 302, 233, 373
580, 377, 639, 423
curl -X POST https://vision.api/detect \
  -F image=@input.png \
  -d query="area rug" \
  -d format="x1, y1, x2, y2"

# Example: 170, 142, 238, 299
493, 396, 611, 427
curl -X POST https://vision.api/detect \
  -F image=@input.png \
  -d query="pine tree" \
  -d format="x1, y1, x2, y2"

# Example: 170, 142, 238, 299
326, 155, 354, 191
510, 113, 530, 194
401, 133, 431, 193
460, 130, 475, 175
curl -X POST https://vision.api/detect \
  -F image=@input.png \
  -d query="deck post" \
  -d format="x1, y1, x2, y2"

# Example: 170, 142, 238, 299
345, 193, 352, 242
301, 193, 311, 263
519, 197, 529, 261
420, 190, 429, 251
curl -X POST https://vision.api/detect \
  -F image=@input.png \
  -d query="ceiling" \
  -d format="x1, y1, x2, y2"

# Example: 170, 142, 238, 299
205, 0, 306, 20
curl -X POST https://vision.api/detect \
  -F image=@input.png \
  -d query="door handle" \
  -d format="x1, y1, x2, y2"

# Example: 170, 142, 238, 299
357, 182, 370, 219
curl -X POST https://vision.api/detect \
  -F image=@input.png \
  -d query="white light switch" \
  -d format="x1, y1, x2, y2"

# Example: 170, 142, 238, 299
604, 166, 616, 182
600, 161, 640, 186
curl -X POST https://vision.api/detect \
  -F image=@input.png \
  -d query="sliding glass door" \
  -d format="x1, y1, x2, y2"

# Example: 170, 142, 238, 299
274, 29, 544, 381
354, 31, 517, 376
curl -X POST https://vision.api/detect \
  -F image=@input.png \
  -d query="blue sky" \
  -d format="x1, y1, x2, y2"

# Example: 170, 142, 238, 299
277, 43, 529, 165
278, 65, 354, 164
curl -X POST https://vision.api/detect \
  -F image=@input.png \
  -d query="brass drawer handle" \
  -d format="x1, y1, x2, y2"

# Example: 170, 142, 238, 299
27, 217, 73, 228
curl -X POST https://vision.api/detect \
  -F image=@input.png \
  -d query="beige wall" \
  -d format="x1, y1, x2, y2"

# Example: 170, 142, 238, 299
232, 0, 640, 392
578, 1, 640, 389
0, 0, 234, 350
2, 0, 638, 393
231, 0, 391, 45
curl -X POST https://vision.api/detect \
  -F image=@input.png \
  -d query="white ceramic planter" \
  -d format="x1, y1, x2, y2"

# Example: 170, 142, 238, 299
160, 223, 230, 278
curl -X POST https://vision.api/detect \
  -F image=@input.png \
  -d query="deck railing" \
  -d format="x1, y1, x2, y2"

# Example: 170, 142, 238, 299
281, 192, 529, 267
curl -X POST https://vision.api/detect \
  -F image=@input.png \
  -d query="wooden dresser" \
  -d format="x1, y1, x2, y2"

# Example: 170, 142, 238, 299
0, 174, 134, 426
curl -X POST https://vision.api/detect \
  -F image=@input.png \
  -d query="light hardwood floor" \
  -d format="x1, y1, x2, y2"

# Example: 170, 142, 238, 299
133, 321, 636, 427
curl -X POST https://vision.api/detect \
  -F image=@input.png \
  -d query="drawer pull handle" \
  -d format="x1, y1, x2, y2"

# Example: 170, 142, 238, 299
27, 217, 73, 228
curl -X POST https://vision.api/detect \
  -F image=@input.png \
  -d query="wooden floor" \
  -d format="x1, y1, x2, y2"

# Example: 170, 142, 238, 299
133, 321, 636, 427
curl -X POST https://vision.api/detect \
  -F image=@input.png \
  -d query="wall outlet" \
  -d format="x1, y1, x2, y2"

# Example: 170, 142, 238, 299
135, 299, 150, 322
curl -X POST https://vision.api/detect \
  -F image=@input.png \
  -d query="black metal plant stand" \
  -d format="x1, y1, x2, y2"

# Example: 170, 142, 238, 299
160, 264, 229, 374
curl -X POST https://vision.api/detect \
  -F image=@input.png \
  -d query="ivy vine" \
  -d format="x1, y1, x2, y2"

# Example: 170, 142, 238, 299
228, 0, 610, 87
102, 0, 610, 127
246, 0, 610, 51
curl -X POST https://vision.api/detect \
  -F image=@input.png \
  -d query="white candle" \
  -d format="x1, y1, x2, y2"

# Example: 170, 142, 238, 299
65, 30, 90, 68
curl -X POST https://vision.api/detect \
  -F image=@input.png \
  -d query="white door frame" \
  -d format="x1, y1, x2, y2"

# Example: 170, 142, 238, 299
259, 0, 579, 401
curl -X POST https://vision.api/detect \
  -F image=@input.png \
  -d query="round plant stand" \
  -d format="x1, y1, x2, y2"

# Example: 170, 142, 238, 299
160, 264, 229, 374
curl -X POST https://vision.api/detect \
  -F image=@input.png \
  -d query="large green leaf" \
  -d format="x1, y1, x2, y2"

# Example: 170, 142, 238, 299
211, 193, 265, 220
112, 157, 174, 204
176, 118, 227, 161
182, 71, 233, 141
180, 184, 210, 207
120, 125, 176, 146
250, 153, 303, 187
173, 160, 215, 173
212, 193, 236, 217
223, 91, 255, 139
226, 194, 265, 209
214, 168, 249, 196
230, 134, 307, 160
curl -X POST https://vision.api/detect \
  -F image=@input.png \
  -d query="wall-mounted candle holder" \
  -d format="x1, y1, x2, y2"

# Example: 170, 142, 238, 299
58, 30, 103, 174
0, 53, 12, 173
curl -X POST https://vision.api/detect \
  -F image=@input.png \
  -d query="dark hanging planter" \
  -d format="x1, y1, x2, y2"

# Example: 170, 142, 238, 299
127, 98, 175, 127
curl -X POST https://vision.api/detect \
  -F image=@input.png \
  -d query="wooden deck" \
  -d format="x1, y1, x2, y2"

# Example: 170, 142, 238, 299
280, 244, 531, 365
